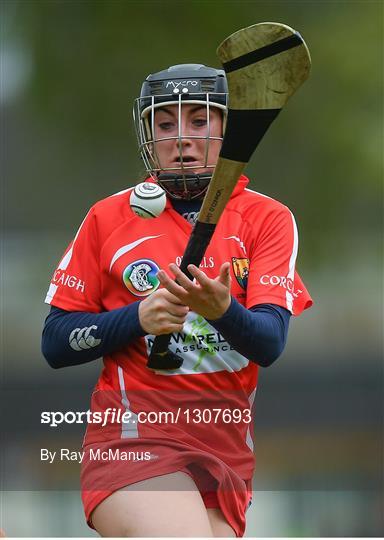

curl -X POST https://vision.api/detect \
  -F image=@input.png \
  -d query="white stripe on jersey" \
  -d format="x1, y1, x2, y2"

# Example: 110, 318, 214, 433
223, 236, 247, 255
45, 210, 91, 304
118, 366, 139, 438
244, 187, 273, 199
45, 189, 131, 304
109, 235, 163, 272
244, 188, 298, 313
286, 212, 298, 313
245, 387, 257, 451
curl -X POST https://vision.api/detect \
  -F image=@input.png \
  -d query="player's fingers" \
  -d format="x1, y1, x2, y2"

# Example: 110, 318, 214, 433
155, 286, 185, 306
165, 303, 189, 317
157, 323, 185, 335
160, 288, 189, 307
163, 312, 187, 325
187, 264, 211, 287
157, 270, 189, 300
217, 262, 231, 287
168, 263, 195, 291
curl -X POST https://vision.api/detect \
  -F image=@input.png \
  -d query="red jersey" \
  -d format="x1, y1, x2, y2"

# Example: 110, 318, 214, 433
45, 175, 312, 535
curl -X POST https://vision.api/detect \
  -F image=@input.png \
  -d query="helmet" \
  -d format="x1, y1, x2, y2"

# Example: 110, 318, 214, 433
133, 64, 228, 200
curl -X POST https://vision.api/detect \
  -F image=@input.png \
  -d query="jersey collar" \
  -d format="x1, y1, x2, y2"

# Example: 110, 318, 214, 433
144, 174, 250, 210
230, 174, 249, 199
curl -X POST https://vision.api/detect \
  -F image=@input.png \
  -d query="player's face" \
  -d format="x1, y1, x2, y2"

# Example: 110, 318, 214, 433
153, 104, 223, 175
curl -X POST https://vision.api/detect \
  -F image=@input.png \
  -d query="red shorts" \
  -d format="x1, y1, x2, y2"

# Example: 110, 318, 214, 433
81, 439, 253, 537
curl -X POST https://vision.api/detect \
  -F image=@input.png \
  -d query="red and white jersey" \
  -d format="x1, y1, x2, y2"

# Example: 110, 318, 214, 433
45, 175, 312, 482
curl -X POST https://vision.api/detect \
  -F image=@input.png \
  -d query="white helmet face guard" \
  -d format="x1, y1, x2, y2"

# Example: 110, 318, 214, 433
133, 92, 227, 199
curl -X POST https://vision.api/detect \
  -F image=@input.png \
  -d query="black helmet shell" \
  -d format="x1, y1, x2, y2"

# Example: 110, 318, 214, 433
139, 63, 227, 116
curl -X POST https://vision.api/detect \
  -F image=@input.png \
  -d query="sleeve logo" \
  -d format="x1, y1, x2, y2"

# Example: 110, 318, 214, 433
69, 325, 101, 351
231, 257, 250, 290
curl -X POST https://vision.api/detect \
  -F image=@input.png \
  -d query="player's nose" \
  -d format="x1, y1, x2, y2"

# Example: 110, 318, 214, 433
173, 128, 193, 149
178, 116, 195, 139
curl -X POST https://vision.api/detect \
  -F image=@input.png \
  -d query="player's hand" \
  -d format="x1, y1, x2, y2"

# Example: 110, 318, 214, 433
157, 262, 232, 320
138, 288, 189, 335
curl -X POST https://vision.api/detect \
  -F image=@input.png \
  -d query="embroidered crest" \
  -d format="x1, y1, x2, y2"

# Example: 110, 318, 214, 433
123, 259, 160, 297
231, 257, 249, 290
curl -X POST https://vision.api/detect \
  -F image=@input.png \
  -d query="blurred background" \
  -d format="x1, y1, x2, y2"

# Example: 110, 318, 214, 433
1, 0, 382, 536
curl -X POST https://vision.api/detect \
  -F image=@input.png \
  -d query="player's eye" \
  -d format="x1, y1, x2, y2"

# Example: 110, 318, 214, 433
158, 121, 175, 131
192, 118, 208, 127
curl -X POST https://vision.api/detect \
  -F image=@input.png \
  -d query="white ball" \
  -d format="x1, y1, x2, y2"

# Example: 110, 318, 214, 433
130, 182, 167, 219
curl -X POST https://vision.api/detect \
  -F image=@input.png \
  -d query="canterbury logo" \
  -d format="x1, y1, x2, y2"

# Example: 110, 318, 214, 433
69, 326, 101, 351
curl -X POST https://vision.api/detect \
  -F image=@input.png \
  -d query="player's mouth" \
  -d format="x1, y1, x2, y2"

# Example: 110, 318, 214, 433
173, 156, 202, 167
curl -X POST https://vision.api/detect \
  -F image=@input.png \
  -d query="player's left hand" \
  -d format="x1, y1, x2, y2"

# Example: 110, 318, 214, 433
157, 262, 232, 320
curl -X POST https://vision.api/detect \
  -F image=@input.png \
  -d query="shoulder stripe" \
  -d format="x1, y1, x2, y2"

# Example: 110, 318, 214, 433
244, 187, 273, 200
286, 211, 298, 312
45, 210, 91, 304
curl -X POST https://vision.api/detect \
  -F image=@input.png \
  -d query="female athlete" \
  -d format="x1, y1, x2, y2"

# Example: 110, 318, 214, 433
42, 64, 313, 537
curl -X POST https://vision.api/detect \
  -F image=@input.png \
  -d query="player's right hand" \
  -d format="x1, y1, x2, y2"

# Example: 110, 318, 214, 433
138, 289, 189, 335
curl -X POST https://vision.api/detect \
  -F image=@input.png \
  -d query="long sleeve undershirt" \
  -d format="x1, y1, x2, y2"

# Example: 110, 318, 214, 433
42, 300, 290, 369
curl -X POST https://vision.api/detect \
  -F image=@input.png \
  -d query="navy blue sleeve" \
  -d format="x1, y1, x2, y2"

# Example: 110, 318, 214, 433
41, 303, 146, 369
207, 300, 291, 367
42, 299, 289, 370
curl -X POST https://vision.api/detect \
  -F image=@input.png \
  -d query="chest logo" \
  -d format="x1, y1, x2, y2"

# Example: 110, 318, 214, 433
123, 259, 160, 297
232, 257, 250, 290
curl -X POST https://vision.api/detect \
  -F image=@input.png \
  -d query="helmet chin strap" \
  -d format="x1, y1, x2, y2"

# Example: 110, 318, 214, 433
156, 172, 212, 200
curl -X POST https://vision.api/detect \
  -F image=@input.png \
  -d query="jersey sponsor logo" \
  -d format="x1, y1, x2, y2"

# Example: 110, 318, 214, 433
123, 259, 160, 297
69, 325, 101, 351
178, 315, 229, 371
52, 270, 85, 293
260, 274, 303, 297
145, 313, 248, 375
175, 255, 214, 269
232, 257, 249, 290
